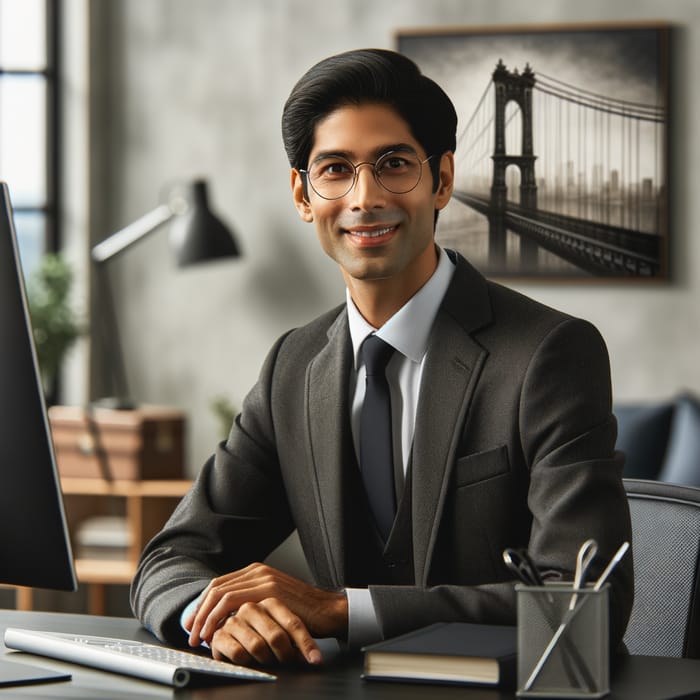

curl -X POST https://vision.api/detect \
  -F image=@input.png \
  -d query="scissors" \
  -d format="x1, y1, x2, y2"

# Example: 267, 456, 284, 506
502, 548, 545, 587
570, 538, 598, 609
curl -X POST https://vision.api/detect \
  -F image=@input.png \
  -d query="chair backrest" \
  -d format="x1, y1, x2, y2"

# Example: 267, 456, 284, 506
623, 478, 700, 658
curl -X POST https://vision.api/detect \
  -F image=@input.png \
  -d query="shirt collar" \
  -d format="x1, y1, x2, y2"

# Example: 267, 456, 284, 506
347, 246, 456, 369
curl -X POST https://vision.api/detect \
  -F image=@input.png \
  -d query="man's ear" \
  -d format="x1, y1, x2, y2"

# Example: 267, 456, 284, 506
291, 169, 313, 222
434, 151, 455, 211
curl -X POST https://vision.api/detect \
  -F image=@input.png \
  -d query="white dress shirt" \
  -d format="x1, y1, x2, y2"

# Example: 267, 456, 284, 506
345, 246, 455, 647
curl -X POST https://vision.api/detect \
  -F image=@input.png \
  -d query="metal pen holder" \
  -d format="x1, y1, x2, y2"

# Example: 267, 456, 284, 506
516, 583, 610, 698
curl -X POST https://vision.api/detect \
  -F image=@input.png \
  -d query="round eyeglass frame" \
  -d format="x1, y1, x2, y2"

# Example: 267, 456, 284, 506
300, 150, 434, 201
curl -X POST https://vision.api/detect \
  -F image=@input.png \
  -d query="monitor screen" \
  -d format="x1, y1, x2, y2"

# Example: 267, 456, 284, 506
0, 181, 76, 591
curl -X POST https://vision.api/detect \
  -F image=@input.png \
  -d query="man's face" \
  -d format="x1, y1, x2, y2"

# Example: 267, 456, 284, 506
291, 103, 454, 288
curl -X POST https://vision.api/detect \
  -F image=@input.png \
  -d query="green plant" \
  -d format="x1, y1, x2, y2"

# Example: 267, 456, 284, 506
210, 394, 238, 440
26, 254, 83, 394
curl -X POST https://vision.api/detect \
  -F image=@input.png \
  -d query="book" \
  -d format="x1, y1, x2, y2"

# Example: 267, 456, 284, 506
362, 622, 517, 687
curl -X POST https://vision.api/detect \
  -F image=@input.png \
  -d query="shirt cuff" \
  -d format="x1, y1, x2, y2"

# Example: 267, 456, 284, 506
180, 595, 200, 635
345, 587, 382, 648
180, 592, 211, 649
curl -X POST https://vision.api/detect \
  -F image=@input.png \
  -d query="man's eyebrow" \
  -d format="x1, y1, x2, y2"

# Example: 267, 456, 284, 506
310, 143, 419, 163
375, 143, 419, 157
310, 150, 351, 163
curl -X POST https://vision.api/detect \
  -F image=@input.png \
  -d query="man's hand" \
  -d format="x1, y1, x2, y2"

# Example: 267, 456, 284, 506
182, 563, 348, 666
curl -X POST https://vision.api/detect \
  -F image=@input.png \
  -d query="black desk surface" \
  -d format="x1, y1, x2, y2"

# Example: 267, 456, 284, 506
1, 609, 700, 699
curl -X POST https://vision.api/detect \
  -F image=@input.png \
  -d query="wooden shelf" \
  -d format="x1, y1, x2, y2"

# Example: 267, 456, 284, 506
74, 559, 136, 584
13, 477, 192, 615
60, 478, 192, 497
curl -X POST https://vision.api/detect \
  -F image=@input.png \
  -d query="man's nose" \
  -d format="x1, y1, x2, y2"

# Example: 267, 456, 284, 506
349, 163, 386, 209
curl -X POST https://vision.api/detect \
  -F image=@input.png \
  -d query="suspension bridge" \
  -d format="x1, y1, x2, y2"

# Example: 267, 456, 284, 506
452, 60, 666, 276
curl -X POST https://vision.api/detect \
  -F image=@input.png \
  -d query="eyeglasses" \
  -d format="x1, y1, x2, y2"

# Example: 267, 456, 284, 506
300, 149, 433, 200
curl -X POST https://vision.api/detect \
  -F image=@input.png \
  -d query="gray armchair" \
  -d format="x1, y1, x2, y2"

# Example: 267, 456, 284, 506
623, 478, 700, 658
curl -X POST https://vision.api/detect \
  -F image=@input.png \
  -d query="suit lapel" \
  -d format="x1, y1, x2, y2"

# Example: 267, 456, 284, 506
305, 310, 352, 586
412, 254, 493, 584
302, 253, 494, 588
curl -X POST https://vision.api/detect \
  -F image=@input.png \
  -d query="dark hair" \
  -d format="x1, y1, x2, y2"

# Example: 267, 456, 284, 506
281, 49, 457, 191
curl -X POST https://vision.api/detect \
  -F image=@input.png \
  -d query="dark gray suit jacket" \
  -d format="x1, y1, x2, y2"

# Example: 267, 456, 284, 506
131, 252, 634, 647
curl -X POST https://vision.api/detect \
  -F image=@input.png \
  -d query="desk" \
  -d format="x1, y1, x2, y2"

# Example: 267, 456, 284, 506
1, 610, 700, 699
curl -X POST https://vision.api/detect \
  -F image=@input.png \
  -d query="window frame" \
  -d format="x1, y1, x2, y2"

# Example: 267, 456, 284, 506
0, 0, 60, 259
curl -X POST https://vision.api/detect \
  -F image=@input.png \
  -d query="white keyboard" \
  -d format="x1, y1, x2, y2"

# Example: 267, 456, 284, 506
3, 628, 276, 688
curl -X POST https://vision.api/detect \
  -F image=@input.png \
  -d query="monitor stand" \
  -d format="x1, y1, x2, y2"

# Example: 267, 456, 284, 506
0, 656, 70, 687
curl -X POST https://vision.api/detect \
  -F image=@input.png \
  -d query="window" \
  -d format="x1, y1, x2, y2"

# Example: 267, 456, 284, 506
0, 0, 58, 276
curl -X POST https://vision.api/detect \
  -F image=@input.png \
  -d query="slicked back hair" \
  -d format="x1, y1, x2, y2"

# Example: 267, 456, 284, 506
281, 49, 457, 193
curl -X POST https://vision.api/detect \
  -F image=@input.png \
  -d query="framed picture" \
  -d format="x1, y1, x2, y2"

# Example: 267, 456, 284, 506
397, 23, 670, 281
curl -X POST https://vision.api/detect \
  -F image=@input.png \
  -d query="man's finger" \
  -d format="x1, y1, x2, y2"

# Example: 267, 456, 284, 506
210, 628, 255, 666
210, 603, 302, 666
189, 584, 257, 646
229, 602, 298, 664
223, 612, 280, 666
261, 598, 322, 665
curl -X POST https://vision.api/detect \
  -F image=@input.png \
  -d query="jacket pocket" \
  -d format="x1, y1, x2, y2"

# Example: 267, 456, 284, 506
454, 445, 510, 488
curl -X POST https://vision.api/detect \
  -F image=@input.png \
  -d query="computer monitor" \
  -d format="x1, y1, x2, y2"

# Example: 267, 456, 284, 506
0, 181, 77, 684
0, 181, 76, 591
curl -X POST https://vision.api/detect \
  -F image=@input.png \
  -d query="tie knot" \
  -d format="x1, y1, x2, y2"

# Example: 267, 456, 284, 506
362, 335, 395, 375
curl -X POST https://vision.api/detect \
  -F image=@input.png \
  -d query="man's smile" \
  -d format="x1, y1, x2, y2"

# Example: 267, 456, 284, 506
343, 224, 399, 246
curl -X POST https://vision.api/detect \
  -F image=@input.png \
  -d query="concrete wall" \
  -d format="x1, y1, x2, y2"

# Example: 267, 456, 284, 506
78, 0, 700, 476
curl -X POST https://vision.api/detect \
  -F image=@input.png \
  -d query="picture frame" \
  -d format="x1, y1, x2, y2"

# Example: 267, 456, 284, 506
397, 22, 671, 281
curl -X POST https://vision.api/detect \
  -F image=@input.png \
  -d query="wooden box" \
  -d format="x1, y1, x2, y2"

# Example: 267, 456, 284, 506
48, 405, 185, 480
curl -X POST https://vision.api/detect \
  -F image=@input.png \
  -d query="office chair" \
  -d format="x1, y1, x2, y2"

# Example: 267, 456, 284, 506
623, 478, 700, 658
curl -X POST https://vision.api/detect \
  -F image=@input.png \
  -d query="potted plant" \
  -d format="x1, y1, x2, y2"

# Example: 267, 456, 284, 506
210, 394, 237, 440
26, 254, 83, 403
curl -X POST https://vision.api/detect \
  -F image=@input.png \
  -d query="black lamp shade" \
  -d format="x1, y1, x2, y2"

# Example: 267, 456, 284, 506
169, 180, 240, 266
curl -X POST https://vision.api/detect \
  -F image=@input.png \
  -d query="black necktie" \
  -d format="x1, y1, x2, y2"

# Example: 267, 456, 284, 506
359, 334, 396, 541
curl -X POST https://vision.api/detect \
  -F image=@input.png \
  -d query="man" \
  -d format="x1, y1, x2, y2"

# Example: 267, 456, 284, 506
130, 48, 633, 668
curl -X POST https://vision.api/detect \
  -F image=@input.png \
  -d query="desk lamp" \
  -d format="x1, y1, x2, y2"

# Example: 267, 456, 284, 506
91, 179, 240, 409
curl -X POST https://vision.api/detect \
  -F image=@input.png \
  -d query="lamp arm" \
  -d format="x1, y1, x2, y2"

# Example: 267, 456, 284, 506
91, 203, 175, 263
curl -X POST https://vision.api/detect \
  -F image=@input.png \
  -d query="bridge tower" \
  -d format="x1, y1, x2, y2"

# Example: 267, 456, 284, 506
489, 61, 538, 268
